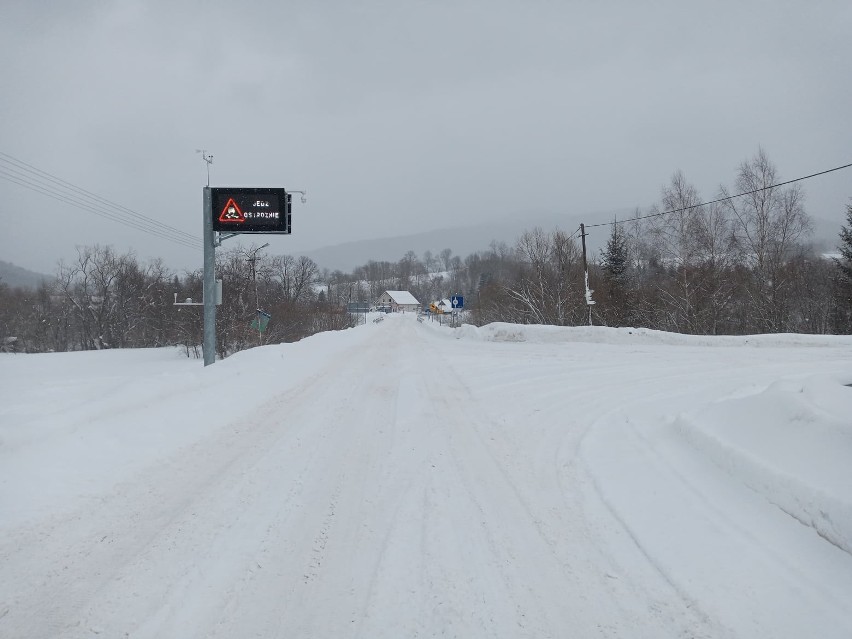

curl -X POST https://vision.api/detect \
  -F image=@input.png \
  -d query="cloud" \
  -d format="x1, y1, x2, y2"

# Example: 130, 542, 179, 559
1, 0, 851, 274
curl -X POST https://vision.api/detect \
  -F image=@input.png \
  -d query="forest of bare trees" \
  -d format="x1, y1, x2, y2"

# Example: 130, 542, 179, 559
0, 245, 352, 357
2, 150, 851, 355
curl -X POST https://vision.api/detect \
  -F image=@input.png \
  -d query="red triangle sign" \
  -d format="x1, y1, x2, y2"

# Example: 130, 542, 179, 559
219, 198, 245, 223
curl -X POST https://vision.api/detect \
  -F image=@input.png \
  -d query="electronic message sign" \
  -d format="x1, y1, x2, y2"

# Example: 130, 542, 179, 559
211, 187, 292, 234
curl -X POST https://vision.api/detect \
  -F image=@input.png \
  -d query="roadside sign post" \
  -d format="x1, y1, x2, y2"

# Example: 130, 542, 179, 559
202, 186, 297, 366
451, 295, 464, 328
203, 187, 216, 366
251, 309, 271, 333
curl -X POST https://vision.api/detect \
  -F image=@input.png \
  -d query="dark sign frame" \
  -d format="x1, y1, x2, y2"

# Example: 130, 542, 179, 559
211, 187, 292, 234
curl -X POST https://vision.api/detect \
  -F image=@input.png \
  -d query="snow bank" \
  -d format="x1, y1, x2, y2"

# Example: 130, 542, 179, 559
0, 326, 375, 526
674, 375, 852, 554
453, 322, 852, 348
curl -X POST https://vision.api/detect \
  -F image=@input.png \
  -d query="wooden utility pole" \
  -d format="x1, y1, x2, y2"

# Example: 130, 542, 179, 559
580, 223, 595, 326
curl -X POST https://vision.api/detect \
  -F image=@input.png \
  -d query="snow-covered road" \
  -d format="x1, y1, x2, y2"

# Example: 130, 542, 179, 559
2, 315, 851, 638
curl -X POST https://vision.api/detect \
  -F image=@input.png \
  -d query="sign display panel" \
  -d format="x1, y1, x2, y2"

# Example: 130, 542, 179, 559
211, 187, 291, 234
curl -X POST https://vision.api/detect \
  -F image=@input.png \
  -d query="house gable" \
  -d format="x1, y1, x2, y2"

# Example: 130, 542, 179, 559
377, 290, 421, 311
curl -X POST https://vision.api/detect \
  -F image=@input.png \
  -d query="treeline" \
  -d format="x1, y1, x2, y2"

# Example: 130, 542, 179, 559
0, 246, 352, 356
326, 150, 852, 335
2, 150, 851, 356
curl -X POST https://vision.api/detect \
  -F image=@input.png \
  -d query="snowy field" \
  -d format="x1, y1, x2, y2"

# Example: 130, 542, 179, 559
1, 314, 851, 638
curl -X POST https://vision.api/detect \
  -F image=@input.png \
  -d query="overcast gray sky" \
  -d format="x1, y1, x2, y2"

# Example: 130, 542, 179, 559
2, 0, 850, 274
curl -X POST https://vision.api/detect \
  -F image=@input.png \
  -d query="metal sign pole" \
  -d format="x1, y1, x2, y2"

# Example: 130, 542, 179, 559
203, 186, 216, 365
202, 185, 301, 364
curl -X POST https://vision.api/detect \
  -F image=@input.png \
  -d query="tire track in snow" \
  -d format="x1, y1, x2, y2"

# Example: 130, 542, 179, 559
410, 329, 599, 637
133, 333, 399, 638
210, 326, 437, 638
0, 332, 383, 638
350, 367, 441, 638
303, 475, 344, 584
420, 323, 733, 638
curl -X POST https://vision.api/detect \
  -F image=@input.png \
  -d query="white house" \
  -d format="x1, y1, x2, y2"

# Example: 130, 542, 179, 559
376, 290, 420, 313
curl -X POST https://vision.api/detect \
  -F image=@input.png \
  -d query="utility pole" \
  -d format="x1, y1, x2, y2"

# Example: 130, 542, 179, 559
580, 223, 595, 326
246, 243, 269, 347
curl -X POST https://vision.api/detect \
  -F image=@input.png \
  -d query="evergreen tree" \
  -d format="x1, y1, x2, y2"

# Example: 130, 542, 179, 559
836, 202, 852, 280
833, 201, 852, 333
601, 221, 632, 326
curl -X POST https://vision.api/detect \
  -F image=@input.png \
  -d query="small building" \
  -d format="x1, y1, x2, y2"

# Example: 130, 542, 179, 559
376, 290, 420, 313
438, 299, 455, 314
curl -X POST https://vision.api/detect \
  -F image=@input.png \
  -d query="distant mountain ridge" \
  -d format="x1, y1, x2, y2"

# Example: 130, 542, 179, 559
300, 212, 846, 273
300, 210, 623, 272
1, 212, 843, 283
0, 260, 50, 290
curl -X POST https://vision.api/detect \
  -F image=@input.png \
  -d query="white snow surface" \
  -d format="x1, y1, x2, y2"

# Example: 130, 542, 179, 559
2, 316, 852, 638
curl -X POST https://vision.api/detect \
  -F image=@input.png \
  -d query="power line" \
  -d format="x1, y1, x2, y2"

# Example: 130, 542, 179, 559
0, 151, 202, 250
0, 151, 199, 243
0, 164, 200, 249
583, 161, 852, 230
0, 168, 200, 250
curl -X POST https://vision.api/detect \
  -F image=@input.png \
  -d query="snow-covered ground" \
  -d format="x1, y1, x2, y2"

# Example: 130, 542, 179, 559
1, 315, 851, 638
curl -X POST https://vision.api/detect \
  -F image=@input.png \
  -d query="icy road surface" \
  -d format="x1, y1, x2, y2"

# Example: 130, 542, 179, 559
2, 315, 852, 638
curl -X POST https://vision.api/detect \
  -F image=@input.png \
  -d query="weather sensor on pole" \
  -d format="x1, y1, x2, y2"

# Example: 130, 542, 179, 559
196, 149, 213, 186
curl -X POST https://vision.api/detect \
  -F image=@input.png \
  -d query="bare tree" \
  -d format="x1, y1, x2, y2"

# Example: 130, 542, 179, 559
270, 254, 318, 303
56, 245, 127, 350
784, 252, 835, 334
502, 228, 583, 325
690, 202, 738, 334
650, 171, 705, 333
396, 250, 420, 289
439, 248, 453, 272
721, 148, 812, 332
423, 249, 437, 272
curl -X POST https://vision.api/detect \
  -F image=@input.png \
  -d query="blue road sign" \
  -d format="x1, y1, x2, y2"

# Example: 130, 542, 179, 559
451, 295, 464, 309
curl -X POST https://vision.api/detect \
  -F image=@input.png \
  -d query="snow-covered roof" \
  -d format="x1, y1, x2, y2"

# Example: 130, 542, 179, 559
437, 298, 461, 310
385, 290, 420, 305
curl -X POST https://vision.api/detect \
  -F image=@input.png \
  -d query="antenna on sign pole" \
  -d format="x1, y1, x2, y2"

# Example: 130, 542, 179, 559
196, 149, 213, 186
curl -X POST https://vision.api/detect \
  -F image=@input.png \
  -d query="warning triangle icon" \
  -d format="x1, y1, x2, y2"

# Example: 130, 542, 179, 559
219, 198, 245, 223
